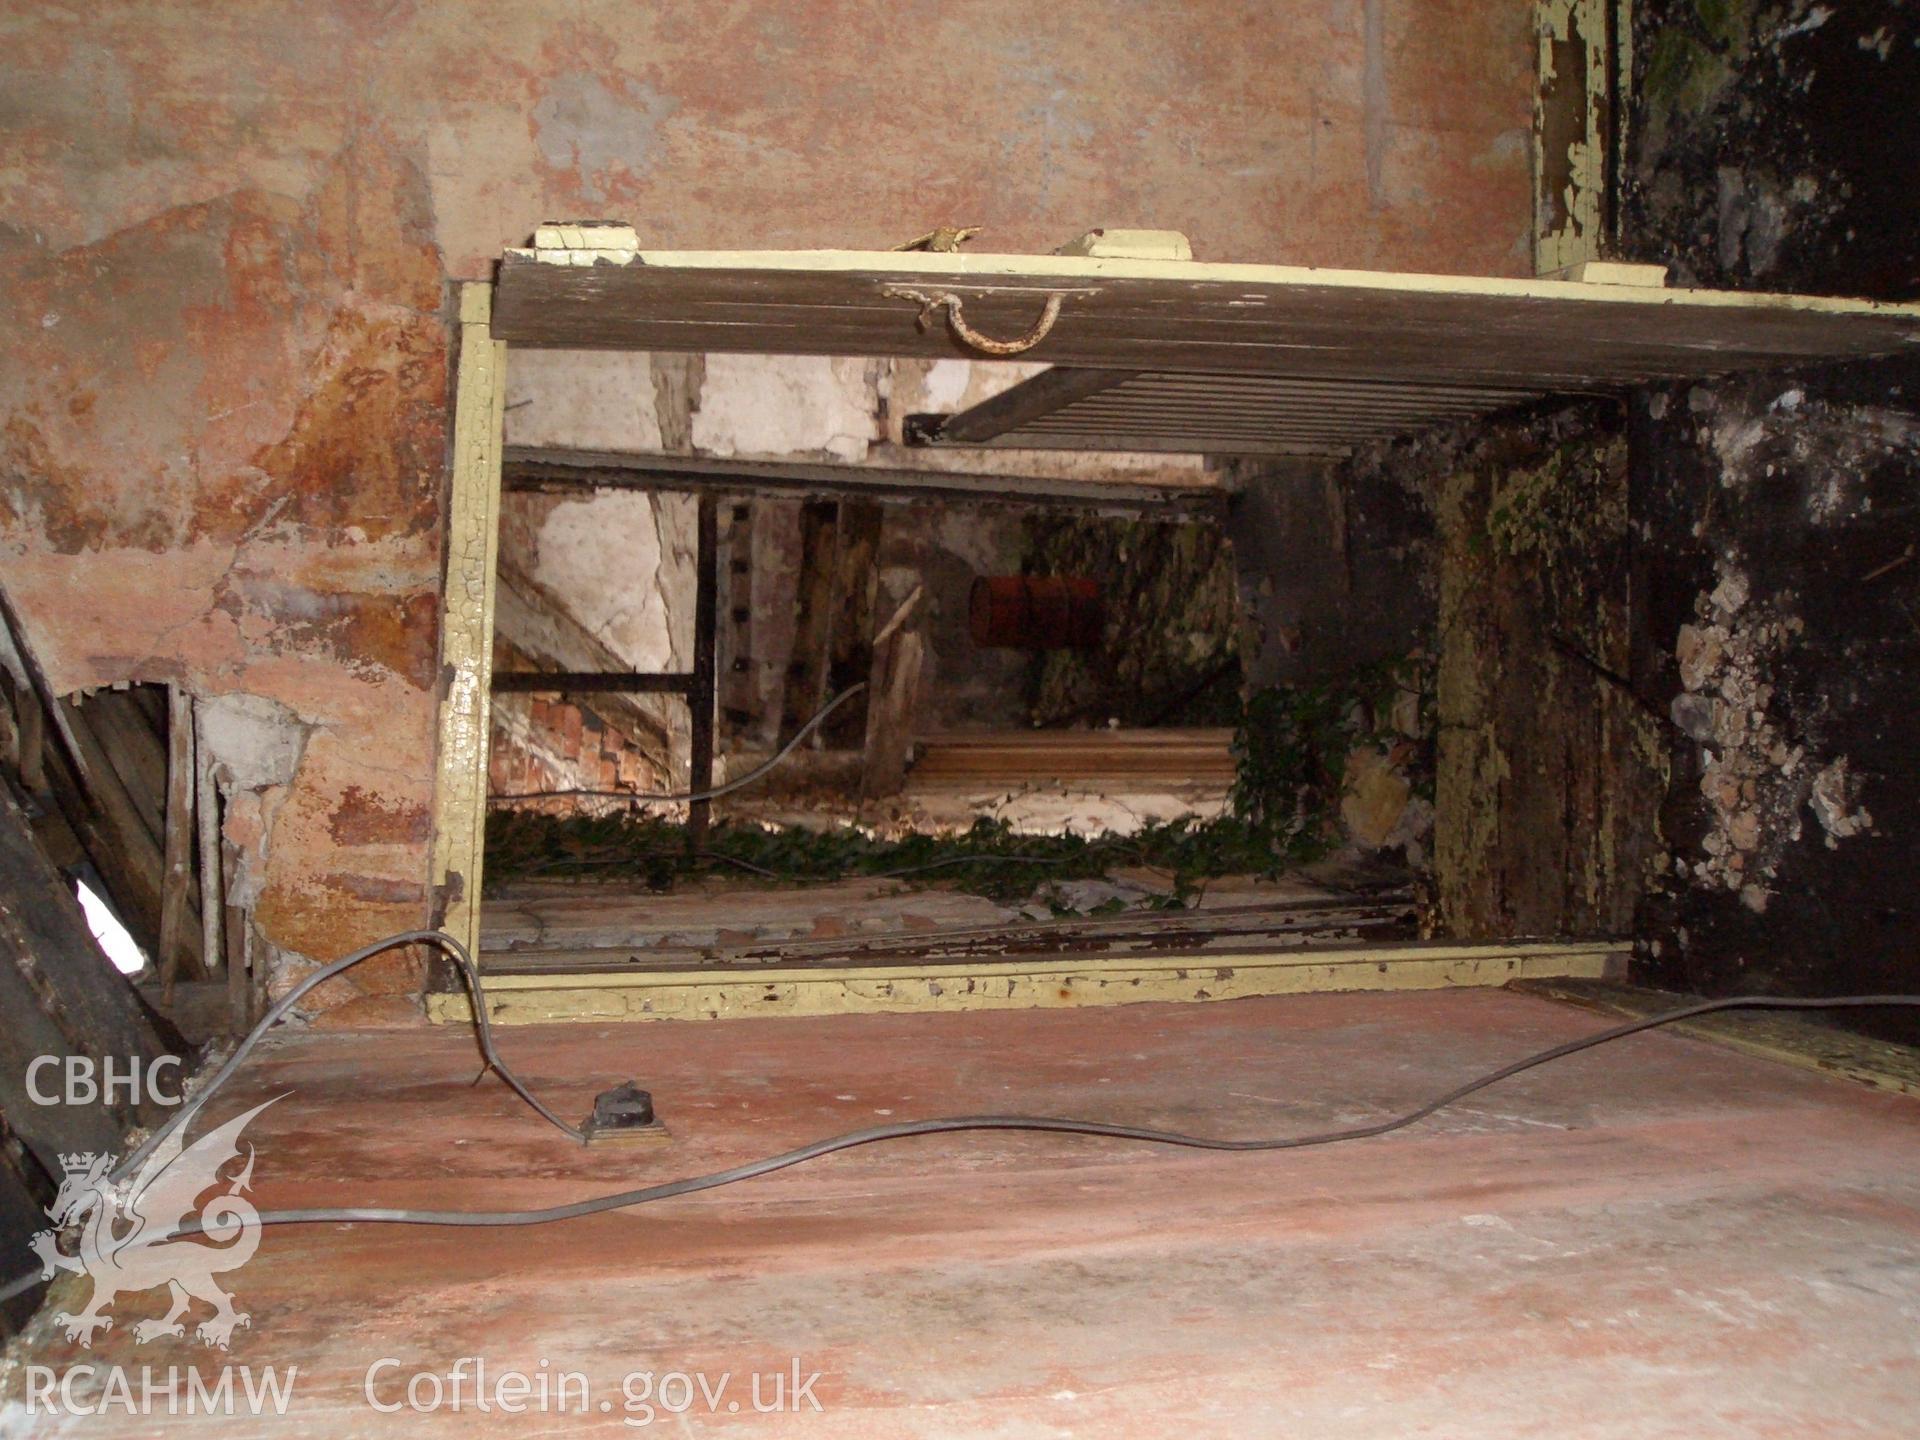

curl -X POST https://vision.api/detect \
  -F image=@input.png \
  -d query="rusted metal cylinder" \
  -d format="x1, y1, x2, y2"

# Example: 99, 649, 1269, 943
968, 576, 1104, 649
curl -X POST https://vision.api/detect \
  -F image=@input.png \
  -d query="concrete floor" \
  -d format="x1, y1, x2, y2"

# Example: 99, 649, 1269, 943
6, 990, 1919, 1436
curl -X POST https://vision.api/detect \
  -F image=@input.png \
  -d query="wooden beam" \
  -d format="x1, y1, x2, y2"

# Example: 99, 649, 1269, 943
491, 671, 697, 694
905, 366, 1137, 444
194, 698, 225, 988
485, 893, 1415, 972
226, 901, 251, 1033
158, 686, 197, 996
897, 432, 1342, 458
431, 282, 507, 957
909, 728, 1236, 785
687, 495, 719, 840
80, 691, 167, 847
56, 702, 166, 943
429, 940, 1625, 1026
489, 248, 1920, 387
503, 446, 1228, 519
0, 580, 186, 963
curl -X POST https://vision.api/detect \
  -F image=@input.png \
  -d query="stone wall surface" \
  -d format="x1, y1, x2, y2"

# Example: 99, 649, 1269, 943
0, 1, 1534, 1016
1620, 1, 1920, 1027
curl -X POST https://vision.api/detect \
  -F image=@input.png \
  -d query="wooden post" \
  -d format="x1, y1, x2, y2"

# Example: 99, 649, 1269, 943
226, 901, 250, 1032
194, 697, 226, 999
158, 686, 195, 999
687, 495, 719, 843
823, 501, 883, 747
862, 585, 925, 800
778, 500, 838, 745
430, 282, 507, 959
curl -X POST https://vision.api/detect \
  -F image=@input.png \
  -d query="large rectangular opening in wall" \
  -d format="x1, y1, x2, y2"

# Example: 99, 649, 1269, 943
474, 345, 1354, 1002
429, 234, 1920, 1022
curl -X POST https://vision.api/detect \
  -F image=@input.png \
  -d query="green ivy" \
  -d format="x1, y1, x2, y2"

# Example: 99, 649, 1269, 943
485, 653, 1434, 908
1230, 655, 1435, 841
485, 811, 1317, 903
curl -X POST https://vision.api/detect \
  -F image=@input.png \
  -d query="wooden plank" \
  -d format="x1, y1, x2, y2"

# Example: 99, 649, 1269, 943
59, 698, 182, 963
1512, 978, 1920, 1098
918, 727, 1232, 746
919, 433, 1339, 457
0, 784, 177, 1172
1545, 261, 1668, 287
479, 880, 1399, 955
430, 939, 1625, 1025
718, 501, 757, 723
687, 495, 719, 841
13, 675, 43, 792
0, 1113, 52, 1336
502, 446, 1228, 518
1532, 0, 1617, 273
80, 691, 168, 848
491, 249, 1920, 387
491, 670, 697, 693
0, 582, 191, 963
910, 728, 1236, 784
194, 698, 224, 989
226, 901, 250, 1033
430, 282, 507, 957
157, 685, 197, 995
911, 366, 1137, 444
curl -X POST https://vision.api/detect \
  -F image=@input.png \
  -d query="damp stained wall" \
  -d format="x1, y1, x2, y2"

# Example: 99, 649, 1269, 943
1621, 1, 1920, 1022
0, 1, 1535, 1020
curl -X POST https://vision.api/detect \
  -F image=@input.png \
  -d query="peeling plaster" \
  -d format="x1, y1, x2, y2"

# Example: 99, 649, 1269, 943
689, 355, 877, 464
531, 493, 689, 671
1668, 557, 1815, 909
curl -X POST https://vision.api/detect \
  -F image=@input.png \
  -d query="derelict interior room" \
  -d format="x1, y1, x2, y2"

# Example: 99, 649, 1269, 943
2, 3, 1919, 1435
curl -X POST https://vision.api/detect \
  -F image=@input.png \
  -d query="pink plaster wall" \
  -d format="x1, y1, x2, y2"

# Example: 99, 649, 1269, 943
0, 1, 1532, 1020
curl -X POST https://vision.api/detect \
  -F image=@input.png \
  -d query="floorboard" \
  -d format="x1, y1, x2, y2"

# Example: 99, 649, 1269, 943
11, 990, 1914, 1435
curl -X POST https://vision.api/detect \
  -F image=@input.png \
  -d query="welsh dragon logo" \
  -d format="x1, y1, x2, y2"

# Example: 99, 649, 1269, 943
28, 1097, 278, 1350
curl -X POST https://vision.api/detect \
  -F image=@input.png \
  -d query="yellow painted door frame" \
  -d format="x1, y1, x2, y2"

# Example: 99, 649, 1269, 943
430, 281, 507, 958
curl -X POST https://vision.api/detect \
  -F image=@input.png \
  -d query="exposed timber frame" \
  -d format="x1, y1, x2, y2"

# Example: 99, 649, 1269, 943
503, 446, 1227, 520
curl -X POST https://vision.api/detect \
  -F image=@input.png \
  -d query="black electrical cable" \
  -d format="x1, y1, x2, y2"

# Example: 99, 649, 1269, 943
487, 682, 867, 806
4, 926, 1916, 1309
222, 989, 1920, 1233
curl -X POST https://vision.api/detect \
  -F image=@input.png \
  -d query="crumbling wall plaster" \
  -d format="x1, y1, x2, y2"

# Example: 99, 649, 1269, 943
1629, 363, 1920, 1013
1621, 3, 1920, 1025
0, 129, 448, 1026
690, 356, 879, 464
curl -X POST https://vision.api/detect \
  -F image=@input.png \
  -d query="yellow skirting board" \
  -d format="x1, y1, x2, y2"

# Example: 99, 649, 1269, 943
431, 941, 1624, 1026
